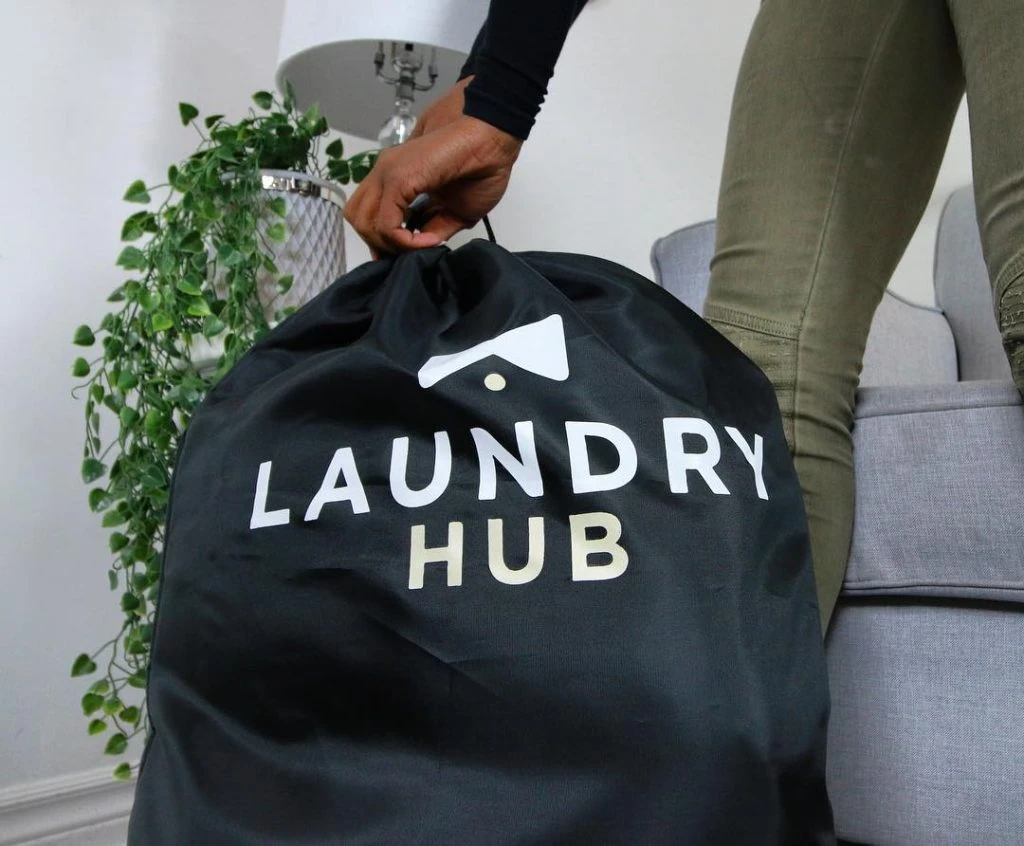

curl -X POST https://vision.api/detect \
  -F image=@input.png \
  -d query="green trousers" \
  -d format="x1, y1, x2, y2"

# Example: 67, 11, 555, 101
705, 0, 1024, 628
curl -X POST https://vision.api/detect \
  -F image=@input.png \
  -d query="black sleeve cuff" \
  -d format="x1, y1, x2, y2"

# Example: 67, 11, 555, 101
459, 0, 588, 141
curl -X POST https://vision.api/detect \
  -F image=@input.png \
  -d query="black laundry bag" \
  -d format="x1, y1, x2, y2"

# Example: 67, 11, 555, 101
129, 241, 834, 845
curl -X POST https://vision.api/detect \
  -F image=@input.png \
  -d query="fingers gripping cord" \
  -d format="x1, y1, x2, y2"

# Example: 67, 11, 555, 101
404, 193, 496, 244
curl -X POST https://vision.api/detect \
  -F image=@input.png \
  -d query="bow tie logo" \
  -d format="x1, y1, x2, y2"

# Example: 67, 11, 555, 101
418, 315, 569, 391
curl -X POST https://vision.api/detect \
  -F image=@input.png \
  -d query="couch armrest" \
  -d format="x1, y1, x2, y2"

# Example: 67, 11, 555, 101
847, 381, 1024, 602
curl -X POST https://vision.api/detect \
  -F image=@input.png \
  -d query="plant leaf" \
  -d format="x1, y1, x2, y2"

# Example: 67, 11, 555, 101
90, 679, 111, 695
102, 696, 123, 716
302, 103, 321, 126
72, 357, 90, 378
276, 274, 294, 295
120, 223, 142, 243
179, 230, 204, 253
204, 114, 224, 129
266, 222, 286, 242
120, 706, 141, 724
82, 692, 104, 715
144, 409, 165, 436
104, 733, 128, 756
218, 244, 244, 268
202, 316, 225, 338
119, 407, 139, 428
178, 102, 199, 125
72, 654, 98, 677
116, 371, 138, 392
253, 90, 274, 110
325, 138, 344, 158
108, 569, 119, 590
120, 593, 141, 613
109, 532, 130, 553
88, 488, 110, 512
151, 313, 173, 332
327, 159, 351, 185
269, 197, 287, 217
88, 719, 108, 736
81, 458, 106, 484
113, 762, 133, 781
101, 510, 128, 528
127, 671, 148, 690
139, 290, 161, 312
187, 300, 211, 317
73, 325, 96, 347
116, 246, 147, 271
123, 180, 151, 204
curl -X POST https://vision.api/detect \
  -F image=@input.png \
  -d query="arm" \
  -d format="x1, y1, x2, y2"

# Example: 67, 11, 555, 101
344, 1, 587, 256
461, 0, 588, 140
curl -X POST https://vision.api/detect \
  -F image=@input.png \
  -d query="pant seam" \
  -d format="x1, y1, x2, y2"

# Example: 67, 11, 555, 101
704, 304, 801, 340
793, 0, 908, 457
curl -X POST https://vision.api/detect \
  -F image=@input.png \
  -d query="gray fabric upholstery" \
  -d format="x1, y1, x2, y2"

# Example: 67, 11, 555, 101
651, 220, 717, 314
934, 187, 1012, 381
650, 221, 959, 386
859, 292, 957, 386
652, 191, 1024, 846
826, 602, 1024, 846
848, 381, 1024, 603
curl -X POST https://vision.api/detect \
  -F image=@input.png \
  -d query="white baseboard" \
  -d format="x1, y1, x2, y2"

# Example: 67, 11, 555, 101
0, 765, 136, 846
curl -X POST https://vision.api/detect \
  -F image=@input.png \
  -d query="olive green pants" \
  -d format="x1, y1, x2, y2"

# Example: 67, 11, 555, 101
706, 0, 1024, 628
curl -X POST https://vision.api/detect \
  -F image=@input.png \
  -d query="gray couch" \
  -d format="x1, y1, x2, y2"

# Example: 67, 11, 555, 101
650, 185, 1024, 846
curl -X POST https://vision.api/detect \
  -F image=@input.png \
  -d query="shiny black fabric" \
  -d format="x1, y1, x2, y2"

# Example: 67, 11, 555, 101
129, 242, 834, 845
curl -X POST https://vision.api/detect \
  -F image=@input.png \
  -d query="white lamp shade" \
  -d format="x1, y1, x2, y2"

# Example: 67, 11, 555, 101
277, 0, 488, 140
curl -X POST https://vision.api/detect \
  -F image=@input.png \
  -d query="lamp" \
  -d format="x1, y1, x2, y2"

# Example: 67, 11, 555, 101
276, 0, 487, 145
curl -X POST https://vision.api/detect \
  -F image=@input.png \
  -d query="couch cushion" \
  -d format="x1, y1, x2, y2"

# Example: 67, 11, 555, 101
934, 186, 1013, 381
826, 601, 1024, 846
847, 381, 1024, 602
860, 293, 958, 386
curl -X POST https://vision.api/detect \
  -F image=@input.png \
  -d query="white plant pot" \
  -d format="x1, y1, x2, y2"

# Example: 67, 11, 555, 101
190, 169, 347, 371
256, 169, 347, 314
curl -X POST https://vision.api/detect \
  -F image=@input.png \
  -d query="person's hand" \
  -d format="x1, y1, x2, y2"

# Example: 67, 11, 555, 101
345, 88, 522, 257
410, 76, 473, 139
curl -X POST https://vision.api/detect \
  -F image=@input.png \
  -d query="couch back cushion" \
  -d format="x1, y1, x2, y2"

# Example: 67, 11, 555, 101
651, 222, 958, 386
935, 186, 1012, 381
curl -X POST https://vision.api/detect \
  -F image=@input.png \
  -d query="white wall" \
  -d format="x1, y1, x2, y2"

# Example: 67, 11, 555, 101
0, 0, 292, 792
0, 0, 972, 804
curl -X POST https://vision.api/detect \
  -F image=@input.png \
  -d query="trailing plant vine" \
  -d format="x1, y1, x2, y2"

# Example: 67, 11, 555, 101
69, 87, 375, 779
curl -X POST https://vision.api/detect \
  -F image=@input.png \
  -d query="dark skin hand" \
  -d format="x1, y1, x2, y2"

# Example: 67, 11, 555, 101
344, 78, 523, 258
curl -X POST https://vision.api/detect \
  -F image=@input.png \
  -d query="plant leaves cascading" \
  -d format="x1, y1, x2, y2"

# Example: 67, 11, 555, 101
70, 88, 376, 780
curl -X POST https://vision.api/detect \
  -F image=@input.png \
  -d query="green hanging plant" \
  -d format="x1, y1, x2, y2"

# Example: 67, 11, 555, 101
69, 86, 376, 779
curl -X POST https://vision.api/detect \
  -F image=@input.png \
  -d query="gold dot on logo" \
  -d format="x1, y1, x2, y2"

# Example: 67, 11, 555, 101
484, 373, 506, 392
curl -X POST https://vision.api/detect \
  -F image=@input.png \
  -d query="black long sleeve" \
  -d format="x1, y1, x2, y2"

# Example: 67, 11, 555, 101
459, 1, 588, 140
